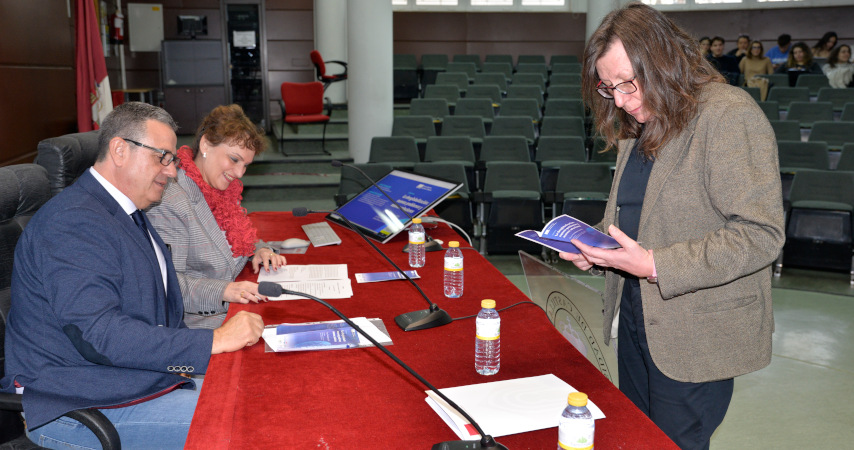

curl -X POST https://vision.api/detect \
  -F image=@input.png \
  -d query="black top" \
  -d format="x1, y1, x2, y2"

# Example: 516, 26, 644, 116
616, 141, 654, 242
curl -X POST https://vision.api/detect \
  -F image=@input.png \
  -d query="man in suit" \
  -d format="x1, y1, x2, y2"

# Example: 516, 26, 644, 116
1, 102, 264, 449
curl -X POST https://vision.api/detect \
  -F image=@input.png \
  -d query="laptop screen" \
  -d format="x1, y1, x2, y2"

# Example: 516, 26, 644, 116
326, 169, 463, 244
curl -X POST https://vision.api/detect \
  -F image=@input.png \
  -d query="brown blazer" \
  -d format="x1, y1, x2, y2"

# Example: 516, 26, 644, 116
600, 82, 785, 383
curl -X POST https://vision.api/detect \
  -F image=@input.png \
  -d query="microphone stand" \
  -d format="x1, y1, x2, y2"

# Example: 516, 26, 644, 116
294, 207, 452, 332
256, 283, 507, 450
332, 160, 444, 253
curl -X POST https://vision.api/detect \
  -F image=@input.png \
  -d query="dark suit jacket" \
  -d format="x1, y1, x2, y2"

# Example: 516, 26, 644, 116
600, 82, 785, 383
0, 170, 214, 429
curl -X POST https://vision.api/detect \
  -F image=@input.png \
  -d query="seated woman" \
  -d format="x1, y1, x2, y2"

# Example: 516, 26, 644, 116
812, 31, 838, 59
148, 104, 286, 329
822, 44, 854, 88
740, 40, 774, 100
775, 42, 824, 85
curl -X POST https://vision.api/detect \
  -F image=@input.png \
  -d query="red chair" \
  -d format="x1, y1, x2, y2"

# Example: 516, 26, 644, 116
310, 50, 347, 91
279, 81, 332, 155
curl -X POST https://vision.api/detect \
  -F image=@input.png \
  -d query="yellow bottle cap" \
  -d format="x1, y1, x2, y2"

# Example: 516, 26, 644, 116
481, 299, 496, 309
449, 241, 460, 247
412, 218, 422, 224
568, 392, 588, 407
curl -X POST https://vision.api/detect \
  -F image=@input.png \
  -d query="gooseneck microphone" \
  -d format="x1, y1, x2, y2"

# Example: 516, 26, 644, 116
332, 160, 444, 252
293, 207, 451, 331
257, 282, 507, 450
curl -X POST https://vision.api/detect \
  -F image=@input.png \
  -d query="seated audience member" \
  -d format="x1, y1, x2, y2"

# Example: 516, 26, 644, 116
812, 31, 838, 59
699, 36, 711, 57
0, 102, 264, 449
823, 44, 854, 88
740, 40, 775, 101
775, 41, 825, 85
727, 34, 751, 64
148, 104, 286, 329
767, 33, 792, 70
707, 36, 740, 85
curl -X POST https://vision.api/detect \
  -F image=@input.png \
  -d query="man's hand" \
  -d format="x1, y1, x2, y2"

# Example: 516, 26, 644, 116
211, 311, 264, 354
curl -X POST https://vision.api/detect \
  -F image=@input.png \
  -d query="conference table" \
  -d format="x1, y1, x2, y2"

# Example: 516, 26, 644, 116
185, 212, 677, 449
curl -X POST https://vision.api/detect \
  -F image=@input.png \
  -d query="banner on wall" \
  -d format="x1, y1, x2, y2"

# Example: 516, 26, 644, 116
76, 0, 113, 132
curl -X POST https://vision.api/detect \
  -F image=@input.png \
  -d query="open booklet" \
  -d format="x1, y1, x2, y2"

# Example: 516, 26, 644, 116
515, 214, 620, 254
257, 264, 354, 300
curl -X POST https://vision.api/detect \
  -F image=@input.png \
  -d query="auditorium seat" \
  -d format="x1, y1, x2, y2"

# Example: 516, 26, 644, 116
335, 163, 394, 206
368, 136, 420, 170
809, 121, 854, 151
817, 88, 854, 113
35, 130, 101, 197
475, 161, 543, 254
786, 101, 833, 128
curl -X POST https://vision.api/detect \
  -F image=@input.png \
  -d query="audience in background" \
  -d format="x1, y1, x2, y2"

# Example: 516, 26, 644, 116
775, 42, 824, 85
699, 36, 711, 57
708, 36, 741, 85
812, 31, 838, 59
767, 33, 792, 70
727, 34, 751, 63
740, 40, 774, 101
822, 44, 854, 88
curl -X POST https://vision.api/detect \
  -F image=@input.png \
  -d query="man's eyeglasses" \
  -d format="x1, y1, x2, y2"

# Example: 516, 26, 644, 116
122, 138, 180, 167
596, 76, 638, 99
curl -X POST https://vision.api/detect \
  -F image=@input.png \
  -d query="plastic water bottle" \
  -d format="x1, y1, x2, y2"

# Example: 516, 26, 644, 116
408, 218, 425, 268
475, 299, 500, 375
443, 241, 463, 298
558, 392, 594, 450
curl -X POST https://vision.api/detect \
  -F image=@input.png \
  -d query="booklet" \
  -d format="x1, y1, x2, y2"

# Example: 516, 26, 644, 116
262, 317, 393, 352
515, 215, 620, 254
257, 264, 348, 283
355, 270, 420, 283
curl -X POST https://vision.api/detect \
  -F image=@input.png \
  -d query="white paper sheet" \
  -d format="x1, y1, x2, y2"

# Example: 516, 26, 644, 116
265, 279, 353, 300
424, 374, 605, 440
257, 264, 348, 283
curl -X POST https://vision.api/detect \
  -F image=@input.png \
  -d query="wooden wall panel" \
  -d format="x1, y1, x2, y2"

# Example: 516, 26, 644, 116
0, 68, 76, 166
0, 1, 75, 166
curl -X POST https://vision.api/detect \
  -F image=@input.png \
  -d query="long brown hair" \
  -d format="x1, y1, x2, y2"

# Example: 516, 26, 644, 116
582, 2, 724, 158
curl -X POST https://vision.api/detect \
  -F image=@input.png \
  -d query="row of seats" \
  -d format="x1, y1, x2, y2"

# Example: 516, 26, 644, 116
394, 53, 581, 99
753, 86, 854, 112
433, 71, 581, 94
391, 115, 592, 157
769, 120, 854, 150
423, 82, 583, 107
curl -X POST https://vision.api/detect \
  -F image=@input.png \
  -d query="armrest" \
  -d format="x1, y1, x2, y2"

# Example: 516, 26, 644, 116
0, 393, 121, 450
278, 99, 286, 118
471, 192, 493, 204
325, 60, 348, 76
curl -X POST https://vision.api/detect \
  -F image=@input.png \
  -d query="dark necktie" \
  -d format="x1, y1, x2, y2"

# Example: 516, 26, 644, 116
130, 210, 155, 252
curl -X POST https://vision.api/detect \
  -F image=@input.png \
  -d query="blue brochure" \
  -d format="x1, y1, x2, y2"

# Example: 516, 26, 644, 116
515, 215, 620, 254
273, 322, 360, 351
354, 270, 420, 283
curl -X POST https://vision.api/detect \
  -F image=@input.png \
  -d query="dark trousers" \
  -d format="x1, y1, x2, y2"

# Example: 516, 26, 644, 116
618, 279, 734, 450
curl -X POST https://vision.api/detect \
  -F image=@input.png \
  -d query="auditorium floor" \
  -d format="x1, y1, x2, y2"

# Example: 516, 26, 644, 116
205, 134, 853, 449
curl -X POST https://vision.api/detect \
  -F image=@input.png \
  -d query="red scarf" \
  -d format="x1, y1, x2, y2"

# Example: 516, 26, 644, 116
178, 146, 257, 257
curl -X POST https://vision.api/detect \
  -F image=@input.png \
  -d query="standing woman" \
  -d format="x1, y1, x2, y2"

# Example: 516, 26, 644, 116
148, 104, 286, 329
561, 3, 784, 449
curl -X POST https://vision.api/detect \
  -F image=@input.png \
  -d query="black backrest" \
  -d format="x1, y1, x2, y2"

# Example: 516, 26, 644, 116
35, 130, 101, 197
0, 164, 51, 378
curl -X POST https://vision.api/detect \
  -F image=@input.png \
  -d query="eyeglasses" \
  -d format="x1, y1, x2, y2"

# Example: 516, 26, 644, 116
122, 138, 180, 167
596, 76, 638, 99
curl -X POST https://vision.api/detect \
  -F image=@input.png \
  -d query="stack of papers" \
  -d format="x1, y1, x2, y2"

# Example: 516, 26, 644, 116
424, 374, 605, 440
257, 264, 353, 300
262, 317, 392, 352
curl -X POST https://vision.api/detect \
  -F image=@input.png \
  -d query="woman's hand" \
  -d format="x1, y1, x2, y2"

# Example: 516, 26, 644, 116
252, 247, 286, 274
559, 225, 655, 278
223, 281, 267, 304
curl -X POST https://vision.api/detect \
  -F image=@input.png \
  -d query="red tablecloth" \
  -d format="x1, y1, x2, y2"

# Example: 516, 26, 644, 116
185, 212, 676, 449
